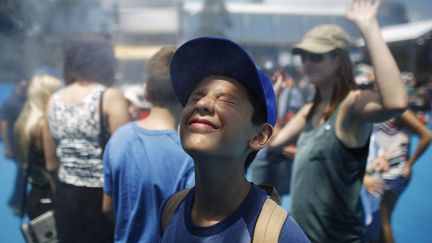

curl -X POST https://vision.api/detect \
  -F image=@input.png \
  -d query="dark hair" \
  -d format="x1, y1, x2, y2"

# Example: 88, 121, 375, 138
284, 66, 302, 81
244, 90, 267, 170
146, 47, 177, 107
62, 34, 115, 85
307, 48, 356, 121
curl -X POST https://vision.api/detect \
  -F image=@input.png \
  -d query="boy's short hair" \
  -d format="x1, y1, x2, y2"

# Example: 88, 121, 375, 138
146, 47, 177, 107
170, 37, 277, 169
62, 34, 115, 85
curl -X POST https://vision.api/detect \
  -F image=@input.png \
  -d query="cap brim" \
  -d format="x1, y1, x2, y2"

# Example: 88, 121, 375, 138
171, 37, 258, 104
172, 37, 275, 121
292, 41, 336, 54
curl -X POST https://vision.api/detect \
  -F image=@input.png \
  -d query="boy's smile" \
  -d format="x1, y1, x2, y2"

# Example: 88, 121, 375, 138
188, 117, 220, 133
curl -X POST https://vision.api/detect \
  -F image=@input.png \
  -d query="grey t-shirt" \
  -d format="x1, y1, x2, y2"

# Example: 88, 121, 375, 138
291, 107, 369, 242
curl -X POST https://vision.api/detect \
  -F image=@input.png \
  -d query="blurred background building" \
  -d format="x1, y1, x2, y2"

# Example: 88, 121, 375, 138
0, 0, 431, 92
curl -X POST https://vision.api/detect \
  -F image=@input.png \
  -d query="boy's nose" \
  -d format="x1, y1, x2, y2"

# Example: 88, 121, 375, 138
195, 96, 215, 115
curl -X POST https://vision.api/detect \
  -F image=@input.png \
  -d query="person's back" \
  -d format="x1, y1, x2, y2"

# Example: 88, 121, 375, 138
104, 122, 194, 242
14, 74, 61, 219
48, 83, 122, 242
45, 34, 130, 243
1, 79, 27, 214
1, 79, 27, 159
49, 83, 107, 187
103, 47, 195, 242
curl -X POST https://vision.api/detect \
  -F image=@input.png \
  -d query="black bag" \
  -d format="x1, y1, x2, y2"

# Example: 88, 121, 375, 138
20, 141, 57, 243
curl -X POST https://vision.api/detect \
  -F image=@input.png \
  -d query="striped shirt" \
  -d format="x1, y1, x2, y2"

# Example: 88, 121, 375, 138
369, 121, 410, 180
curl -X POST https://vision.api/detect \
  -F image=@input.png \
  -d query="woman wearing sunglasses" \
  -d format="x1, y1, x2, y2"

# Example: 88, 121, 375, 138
269, 0, 408, 242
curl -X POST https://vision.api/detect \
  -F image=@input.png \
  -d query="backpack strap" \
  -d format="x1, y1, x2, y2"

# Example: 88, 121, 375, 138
161, 185, 287, 243
161, 189, 190, 231
252, 198, 288, 243
257, 184, 282, 205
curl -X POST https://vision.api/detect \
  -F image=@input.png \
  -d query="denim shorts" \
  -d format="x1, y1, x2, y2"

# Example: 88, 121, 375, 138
383, 175, 409, 194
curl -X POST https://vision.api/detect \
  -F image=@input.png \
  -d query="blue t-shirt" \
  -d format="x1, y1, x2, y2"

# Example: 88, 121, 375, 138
103, 122, 195, 243
161, 184, 310, 243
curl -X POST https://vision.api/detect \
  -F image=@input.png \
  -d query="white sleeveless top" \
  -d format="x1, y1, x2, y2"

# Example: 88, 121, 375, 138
48, 85, 106, 187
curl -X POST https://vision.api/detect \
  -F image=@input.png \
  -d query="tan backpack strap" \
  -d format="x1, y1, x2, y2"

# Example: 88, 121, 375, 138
257, 184, 282, 205
252, 198, 288, 243
161, 189, 190, 231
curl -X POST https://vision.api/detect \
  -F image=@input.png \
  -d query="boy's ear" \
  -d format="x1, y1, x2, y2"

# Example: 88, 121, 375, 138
249, 123, 274, 151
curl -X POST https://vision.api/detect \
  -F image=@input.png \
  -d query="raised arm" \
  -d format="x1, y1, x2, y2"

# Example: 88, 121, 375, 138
346, 0, 407, 122
269, 103, 311, 149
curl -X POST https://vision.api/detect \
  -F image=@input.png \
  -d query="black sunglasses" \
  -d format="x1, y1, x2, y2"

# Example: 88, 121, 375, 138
299, 52, 327, 63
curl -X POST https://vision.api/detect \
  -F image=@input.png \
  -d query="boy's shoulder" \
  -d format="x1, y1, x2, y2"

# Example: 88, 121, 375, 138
105, 122, 138, 151
110, 121, 175, 140
279, 216, 310, 242
111, 121, 136, 137
161, 184, 309, 242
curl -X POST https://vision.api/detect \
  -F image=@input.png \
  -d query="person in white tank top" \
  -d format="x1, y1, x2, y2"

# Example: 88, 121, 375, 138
43, 34, 130, 243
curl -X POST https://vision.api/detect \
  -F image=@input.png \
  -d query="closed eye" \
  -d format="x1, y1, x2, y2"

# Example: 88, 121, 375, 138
219, 98, 235, 104
188, 93, 204, 103
218, 95, 238, 107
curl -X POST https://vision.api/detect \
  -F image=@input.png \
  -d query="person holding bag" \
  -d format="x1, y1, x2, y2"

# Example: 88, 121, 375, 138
14, 74, 61, 220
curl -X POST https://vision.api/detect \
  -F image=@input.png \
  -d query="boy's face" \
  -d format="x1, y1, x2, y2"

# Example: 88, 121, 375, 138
179, 75, 259, 162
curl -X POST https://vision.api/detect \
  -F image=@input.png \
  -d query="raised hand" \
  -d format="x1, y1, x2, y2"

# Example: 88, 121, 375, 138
271, 69, 288, 98
281, 144, 297, 160
346, 0, 381, 32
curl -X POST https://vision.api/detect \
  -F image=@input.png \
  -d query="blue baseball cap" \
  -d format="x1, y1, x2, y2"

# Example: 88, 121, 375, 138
170, 37, 277, 126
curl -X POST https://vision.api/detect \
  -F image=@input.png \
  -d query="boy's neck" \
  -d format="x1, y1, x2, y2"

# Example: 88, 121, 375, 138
137, 106, 177, 130
191, 159, 251, 227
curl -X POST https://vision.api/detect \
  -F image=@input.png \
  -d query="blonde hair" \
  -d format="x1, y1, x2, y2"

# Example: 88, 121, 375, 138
14, 74, 61, 166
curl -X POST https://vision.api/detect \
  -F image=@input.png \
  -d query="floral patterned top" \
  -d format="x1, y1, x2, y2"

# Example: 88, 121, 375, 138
48, 85, 105, 187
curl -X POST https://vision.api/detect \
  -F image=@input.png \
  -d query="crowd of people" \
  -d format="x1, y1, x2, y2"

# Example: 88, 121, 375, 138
1, 0, 431, 242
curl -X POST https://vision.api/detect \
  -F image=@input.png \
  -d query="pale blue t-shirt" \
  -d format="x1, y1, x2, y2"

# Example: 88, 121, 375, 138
104, 122, 195, 243
161, 184, 310, 243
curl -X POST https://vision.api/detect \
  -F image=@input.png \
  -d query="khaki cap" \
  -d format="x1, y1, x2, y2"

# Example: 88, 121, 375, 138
292, 24, 351, 54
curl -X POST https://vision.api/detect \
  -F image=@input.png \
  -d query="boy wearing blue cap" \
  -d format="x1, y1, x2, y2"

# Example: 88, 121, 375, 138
160, 37, 309, 243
